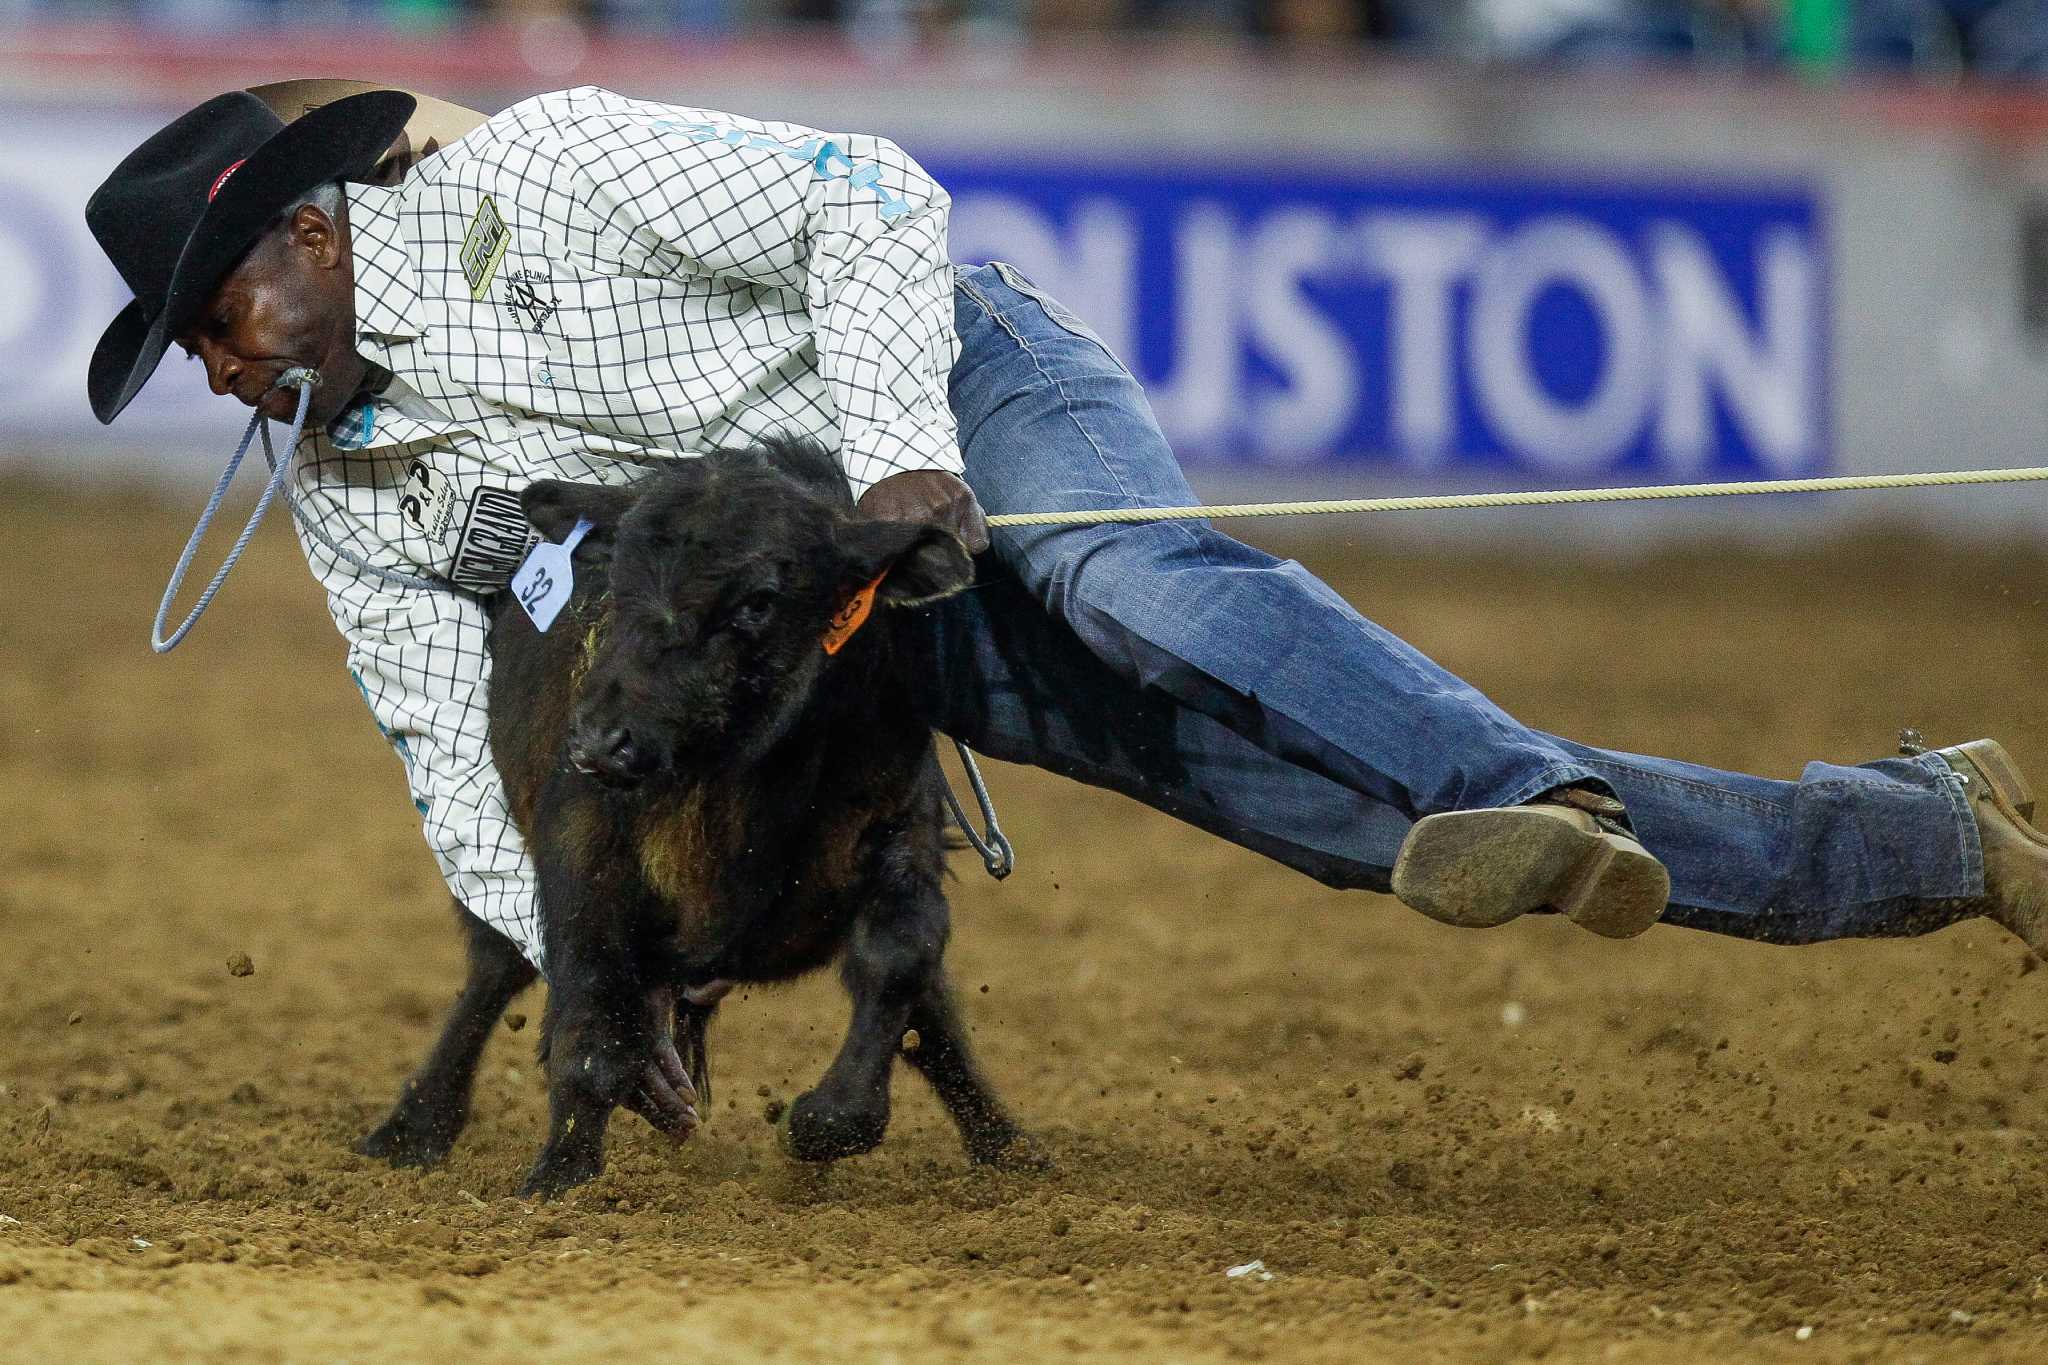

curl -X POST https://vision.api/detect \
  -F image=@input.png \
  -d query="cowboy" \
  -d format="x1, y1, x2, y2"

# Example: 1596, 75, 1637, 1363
85, 85, 2048, 1033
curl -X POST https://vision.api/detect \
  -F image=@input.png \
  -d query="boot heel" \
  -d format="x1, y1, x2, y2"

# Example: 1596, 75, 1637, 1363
1553, 833, 1669, 939
1945, 740, 2035, 823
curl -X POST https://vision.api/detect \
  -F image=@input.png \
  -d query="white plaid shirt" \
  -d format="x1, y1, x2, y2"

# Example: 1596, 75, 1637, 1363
291, 86, 963, 969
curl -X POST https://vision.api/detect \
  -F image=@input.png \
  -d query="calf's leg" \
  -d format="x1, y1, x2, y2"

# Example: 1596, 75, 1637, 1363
358, 903, 536, 1168
786, 890, 1033, 1167
522, 981, 700, 1198
783, 899, 943, 1162
901, 981, 1038, 1167
522, 988, 631, 1198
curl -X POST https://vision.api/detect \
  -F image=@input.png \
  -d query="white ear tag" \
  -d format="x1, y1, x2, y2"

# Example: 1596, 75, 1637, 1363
511, 517, 592, 633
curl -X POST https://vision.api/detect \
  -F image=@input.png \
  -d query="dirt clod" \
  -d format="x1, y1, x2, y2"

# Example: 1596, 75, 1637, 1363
225, 953, 254, 978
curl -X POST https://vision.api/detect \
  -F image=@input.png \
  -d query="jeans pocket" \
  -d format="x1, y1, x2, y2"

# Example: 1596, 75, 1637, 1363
989, 261, 1126, 370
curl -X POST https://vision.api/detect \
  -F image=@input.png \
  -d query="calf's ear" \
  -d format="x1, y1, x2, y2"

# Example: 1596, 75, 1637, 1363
839, 521, 975, 608
521, 480, 635, 554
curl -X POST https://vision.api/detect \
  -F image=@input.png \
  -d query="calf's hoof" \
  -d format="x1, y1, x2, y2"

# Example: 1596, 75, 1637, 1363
781, 1091, 888, 1163
517, 1145, 605, 1201
356, 1101, 463, 1169
971, 1127, 1052, 1173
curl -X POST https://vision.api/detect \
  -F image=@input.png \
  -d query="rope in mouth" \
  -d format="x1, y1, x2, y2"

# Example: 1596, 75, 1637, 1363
151, 368, 459, 653
150, 368, 321, 653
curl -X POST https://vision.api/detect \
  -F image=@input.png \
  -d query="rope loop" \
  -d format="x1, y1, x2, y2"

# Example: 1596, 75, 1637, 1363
941, 738, 1014, 880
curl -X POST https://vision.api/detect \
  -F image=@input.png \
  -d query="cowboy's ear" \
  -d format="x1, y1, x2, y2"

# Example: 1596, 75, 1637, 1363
838, 519, 975, 607
286, 201, 346, 269
521, 480, 634, 562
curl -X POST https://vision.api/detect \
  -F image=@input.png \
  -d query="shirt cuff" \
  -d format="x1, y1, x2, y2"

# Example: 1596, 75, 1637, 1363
837, 416, 966, 500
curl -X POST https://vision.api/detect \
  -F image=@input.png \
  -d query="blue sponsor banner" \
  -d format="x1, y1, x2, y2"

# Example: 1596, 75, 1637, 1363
932, 156, 1828, 480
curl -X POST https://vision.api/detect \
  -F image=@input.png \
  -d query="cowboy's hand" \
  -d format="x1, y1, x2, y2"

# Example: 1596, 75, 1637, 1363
856, 470, 990, 554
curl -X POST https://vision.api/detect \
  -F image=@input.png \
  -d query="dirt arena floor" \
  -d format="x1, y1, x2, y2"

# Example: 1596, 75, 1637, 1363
7, 483, 2048, 1363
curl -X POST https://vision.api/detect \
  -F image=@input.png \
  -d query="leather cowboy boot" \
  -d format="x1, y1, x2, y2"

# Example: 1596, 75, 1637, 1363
1918, 738, 2048, 956
1391, 787, 1670, 939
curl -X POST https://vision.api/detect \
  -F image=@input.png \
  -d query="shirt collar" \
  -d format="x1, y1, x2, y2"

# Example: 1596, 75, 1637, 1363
346, 183, 428, 344
325, 372, 471, 452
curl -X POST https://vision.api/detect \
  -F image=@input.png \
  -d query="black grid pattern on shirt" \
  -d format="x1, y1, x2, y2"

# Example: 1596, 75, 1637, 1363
293, 86, 968, 967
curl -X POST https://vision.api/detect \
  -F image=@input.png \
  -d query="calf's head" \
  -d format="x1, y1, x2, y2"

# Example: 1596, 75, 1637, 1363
521, 441, 974, 788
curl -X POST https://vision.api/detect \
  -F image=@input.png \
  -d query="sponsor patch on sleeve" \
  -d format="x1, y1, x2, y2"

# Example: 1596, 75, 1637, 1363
460, 195, 510, 300
449, 484, 541, 593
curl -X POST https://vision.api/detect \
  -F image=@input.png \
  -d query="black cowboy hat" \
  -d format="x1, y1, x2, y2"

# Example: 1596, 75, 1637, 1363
85, 88, 416, 425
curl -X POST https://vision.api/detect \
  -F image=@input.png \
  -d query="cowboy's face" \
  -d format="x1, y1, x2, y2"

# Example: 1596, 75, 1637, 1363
176, 203, 365, 431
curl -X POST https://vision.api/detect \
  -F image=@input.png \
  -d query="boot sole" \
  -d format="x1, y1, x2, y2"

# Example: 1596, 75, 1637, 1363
1392, 807, 1671, 939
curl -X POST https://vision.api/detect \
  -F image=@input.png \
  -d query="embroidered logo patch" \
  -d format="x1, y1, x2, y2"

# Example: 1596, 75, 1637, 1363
502, 268, 560, 335
398, 458, 458, 544
459, 196, 510, 300
450, 485, 541, 592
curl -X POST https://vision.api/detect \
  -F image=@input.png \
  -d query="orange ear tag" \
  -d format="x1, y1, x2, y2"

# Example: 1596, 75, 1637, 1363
821, 574, 888, 655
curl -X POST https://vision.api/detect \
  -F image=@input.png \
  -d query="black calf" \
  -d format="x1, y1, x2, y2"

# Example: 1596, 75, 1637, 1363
358, 437, 1032, 1197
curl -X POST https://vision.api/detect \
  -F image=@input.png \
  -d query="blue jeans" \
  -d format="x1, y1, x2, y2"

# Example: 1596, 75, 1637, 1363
922, 263, 1983, 944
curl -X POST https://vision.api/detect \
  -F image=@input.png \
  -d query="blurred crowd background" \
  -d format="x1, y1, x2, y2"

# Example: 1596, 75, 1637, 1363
8, 1, 2048, 82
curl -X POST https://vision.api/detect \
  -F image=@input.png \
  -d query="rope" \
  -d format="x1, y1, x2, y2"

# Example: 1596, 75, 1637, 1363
151, 370, 320, 653
160, 403, 2046, 871
983, 465, 2048, 527
258, 418, 446, 594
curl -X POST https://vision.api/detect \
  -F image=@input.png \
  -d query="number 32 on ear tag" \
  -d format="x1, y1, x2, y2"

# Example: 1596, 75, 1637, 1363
512, 517, 591, 633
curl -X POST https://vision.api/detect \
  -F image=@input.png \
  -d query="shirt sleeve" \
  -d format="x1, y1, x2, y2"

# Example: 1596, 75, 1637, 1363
309, 532, 548, 973
552, 94, 964, 498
